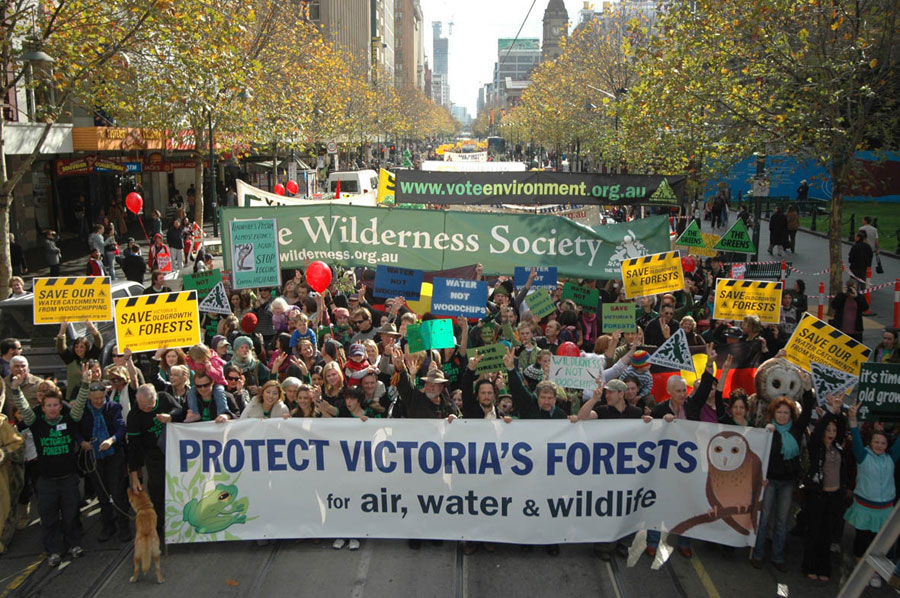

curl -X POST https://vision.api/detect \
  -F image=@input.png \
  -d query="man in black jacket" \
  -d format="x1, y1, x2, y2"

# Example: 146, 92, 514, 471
848, 231, 874, 288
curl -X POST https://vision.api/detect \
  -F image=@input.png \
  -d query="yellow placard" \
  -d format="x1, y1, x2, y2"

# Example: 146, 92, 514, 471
621, 250, 685, 299
33, 277, 112, 325
376, 168, 395, 204
405, 282, 433, 316
784, 313, 871, 376
114, 291, 200, 353
676, 232, 720, 258
713, 279, 783, 324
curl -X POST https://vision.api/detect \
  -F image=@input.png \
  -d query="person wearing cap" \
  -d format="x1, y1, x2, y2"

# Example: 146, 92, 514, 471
85, 247, 105, 277
78, 379, 130, 542
618, 349, 653, 401
344, 343, 373, 387
390, 348, 458, 420
210, 335, 231, 360
147, 233, 166, 271
227, 336, 270, 395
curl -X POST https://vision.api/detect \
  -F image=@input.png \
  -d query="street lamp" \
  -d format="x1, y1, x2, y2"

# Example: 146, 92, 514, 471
20, 39, 55, 121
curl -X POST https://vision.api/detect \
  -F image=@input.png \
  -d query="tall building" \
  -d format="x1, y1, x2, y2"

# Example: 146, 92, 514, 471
393, 0, 426, 90
542, 0, 569, 61
310, 0, 373, 80
432, 22, 450, 108
492, 38, 541, 107
370, 0, 395, 85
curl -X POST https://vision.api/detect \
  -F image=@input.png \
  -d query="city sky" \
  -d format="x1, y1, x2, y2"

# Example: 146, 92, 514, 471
419, 0, 591, 116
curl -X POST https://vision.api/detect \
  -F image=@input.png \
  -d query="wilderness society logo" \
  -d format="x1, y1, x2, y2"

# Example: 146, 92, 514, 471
222, 205, 671, 276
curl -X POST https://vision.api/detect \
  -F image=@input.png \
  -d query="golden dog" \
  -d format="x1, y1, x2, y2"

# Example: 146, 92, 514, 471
126, 487, 164, 584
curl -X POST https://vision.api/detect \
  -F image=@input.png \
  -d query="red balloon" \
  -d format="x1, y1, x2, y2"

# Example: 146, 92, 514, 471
273, 183, 285, 196
681, 256, 696, 273
286, 180, 299, 195
125, 192, 143, 214
556, 341, 580, 357
305, 261, 332, 293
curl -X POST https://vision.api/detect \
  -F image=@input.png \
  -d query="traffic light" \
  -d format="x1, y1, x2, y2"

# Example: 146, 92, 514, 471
380, 147, 385, 157
390, 145, 396, 158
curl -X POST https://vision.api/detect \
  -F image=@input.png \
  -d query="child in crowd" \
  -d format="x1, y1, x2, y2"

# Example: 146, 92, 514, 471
344, 343, 372, 387
184, 343, 228, 422
289, 312, 317, 350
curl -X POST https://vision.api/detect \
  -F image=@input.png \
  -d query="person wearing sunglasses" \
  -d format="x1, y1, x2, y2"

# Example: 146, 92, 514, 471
188, 371, 238, 424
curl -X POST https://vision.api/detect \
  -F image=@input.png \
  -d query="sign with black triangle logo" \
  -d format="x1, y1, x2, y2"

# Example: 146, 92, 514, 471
713, 218, 755, 253
810, 361, 858, 407
648, 328, 696, 374
649, 178, 678, 205
675, 220, 705, 248
198, 281, 232, 315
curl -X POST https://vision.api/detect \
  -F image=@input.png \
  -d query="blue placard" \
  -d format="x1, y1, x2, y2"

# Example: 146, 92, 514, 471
430, 278, 488, 318
374, 265, 424, 300
514, 267, 558, 290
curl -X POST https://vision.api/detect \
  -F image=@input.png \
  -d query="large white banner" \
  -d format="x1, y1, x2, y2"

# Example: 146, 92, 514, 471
165, 419, 772, 546
445, 151, 488, 162
421, 160, 527, 172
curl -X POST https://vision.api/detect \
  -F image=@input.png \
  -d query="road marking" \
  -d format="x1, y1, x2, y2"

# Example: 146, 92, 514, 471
350, 541, 373, 598
689, 553, 721, 598
0, 557, 43, 598
605, 561, 623, 598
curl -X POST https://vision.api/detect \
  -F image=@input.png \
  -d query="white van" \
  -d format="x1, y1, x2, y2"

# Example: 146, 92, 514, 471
326, 170, 379, 201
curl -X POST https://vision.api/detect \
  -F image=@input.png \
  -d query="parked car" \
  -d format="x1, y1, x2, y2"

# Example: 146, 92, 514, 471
0, 280, 146, 384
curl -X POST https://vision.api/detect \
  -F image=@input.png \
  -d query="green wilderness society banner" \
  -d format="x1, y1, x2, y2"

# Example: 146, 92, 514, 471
220, 206, 671, 278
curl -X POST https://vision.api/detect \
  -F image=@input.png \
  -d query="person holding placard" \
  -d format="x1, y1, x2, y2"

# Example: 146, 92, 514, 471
56, 321, 103, 400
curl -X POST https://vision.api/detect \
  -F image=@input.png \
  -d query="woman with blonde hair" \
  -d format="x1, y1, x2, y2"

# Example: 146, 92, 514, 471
320, 361, 345, 406
241, 380, 291, 419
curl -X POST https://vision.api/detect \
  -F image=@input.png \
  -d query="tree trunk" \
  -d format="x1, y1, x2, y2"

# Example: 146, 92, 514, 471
194, 161, 204, 229
827, 156, 847, 304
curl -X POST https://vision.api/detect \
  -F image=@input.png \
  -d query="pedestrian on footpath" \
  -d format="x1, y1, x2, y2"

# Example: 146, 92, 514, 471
768, 206, 788, 256
43, 230, 61, 277
167, 219, 184, 272
830, 281, 868, 343
858, 216, 882, 273
848, 230, 874, 288
786, 204, 800, 253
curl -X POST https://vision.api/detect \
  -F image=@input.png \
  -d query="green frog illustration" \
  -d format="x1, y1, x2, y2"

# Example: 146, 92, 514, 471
182, 483, 249, 534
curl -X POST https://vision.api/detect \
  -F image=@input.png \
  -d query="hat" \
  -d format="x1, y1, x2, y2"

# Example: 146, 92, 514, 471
631, 350, 650, 369
349, 343, 366, 358
211, 335, 229, 352
232, 336, 253, 352
604, 379, 628, 392
421, 370, 449, 384
725, 326, 743, 339
240, 313, 258, 333
333, 307, 350, 320
377, 322, 401, 336
498, 392, 512, 400
492, 285, 509, 296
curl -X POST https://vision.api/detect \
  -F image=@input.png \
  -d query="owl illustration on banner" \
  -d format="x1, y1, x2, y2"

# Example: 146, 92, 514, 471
670, 431, 764, 536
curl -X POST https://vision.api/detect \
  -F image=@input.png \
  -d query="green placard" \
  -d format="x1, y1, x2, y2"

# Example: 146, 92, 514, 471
858, 363, 900, 421
713, 218, 755, 254
230, 218, 281, 289
561, 283, 599, 313
602, 303, 636, 333
674, 220, 705, 248
475, 343, 507, 374
524, 289, 556, 318
406, 323, 426, 353
182, 269, 222, 297
406, 320, 456, 354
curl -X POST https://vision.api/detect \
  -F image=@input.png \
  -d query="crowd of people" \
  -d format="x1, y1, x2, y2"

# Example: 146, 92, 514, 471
1, 222, 900, 587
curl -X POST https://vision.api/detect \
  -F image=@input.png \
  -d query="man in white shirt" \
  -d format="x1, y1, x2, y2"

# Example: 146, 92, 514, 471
858, 216, 880, 255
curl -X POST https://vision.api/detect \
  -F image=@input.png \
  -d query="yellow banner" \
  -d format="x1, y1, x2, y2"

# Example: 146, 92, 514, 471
784, 313, 871, 376
33, 277, 112, 324
713, 279, 783, 324
676, 232, 720, 258
621, 250, 684, 299
115, 291, 200, 353
376, 168, 395, 204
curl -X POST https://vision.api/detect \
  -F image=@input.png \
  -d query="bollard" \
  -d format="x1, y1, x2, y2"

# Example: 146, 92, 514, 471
864, 266, 873, 315
849, 214, 856, 241
780, 260, 787, 282
818, 282, 825, 320
894, 279, 900, 329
